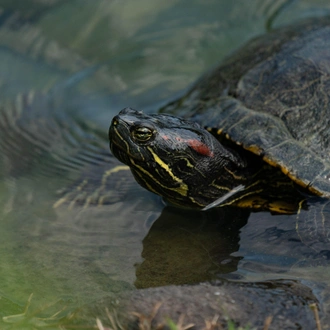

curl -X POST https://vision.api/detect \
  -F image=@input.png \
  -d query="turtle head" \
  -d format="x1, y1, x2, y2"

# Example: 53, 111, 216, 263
109, 107, 248, 208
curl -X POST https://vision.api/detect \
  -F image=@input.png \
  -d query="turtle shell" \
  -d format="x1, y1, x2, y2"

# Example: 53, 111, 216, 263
162, 17, 330, 197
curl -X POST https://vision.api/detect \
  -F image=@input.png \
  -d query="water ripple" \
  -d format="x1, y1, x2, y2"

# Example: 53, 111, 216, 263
0, 90, 139, 209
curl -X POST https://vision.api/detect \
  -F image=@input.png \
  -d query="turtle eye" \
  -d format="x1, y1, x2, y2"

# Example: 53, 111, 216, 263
131, 126, 154, 142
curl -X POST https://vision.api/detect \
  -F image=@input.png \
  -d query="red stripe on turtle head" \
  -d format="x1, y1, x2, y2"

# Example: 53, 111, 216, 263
187, 139, 214, 157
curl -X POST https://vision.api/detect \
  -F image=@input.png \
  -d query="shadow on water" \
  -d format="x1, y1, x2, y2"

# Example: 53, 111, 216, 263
135, 206, 250, 288
135, 196, 330, 288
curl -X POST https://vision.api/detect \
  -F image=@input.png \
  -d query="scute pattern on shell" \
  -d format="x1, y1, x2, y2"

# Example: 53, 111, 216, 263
161, 17, 330, 197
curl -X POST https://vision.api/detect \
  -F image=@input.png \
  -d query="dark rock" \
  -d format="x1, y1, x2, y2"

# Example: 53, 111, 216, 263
85, 280, 320, 330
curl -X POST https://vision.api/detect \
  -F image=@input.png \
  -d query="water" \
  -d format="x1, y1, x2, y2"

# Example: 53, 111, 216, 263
0, 0, 330, 328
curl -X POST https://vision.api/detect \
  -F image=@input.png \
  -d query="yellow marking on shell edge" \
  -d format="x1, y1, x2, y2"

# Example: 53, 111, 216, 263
146, 147, 189, 196
305, 184, 323, 196
217, 128, 223, 135
263, 155, 324, 196
286, 171, 324, 197
286, 172, 305, 186
262, 155, 280, 169
244, 145, 263, 156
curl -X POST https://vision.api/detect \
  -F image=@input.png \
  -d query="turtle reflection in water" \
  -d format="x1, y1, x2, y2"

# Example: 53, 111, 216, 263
109, 17, 330, 250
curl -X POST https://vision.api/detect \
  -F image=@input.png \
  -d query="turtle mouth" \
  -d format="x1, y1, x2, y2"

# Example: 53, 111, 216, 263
109, 129, 130, 165
109, 118, 140, 165
110, 142, 131, 166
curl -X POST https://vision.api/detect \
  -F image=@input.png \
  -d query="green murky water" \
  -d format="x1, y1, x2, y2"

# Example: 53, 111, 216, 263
0, 0, 330, 328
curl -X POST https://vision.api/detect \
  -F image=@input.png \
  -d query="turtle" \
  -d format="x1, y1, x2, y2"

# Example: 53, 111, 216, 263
109, 16, 330, 214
